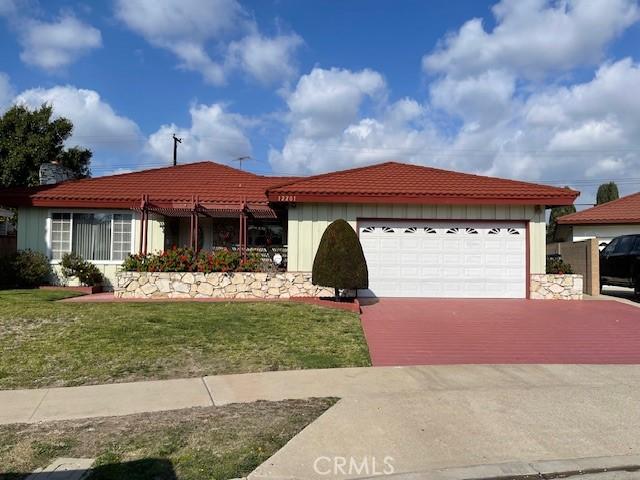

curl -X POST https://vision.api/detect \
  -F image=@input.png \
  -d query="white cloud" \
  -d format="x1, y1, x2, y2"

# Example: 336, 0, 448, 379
227, 32, 303, 85
19, 15, 102, 71
115, 0, 302, 85
268, 0, 640, 204
271, 55, 640, 204
429, 70, 516, 125
285, 67, 386, 138
548, 120, 625, 151
115, 0, 241, 84
14, 86, 141, 152
270, 67, 442, 174
145, 103, 252, 164
115, 0, 241, 42
423, 0, 639, 78
584, 157, 628, 178
7, 83, 252, 174
452, 58, 640, 185
524, 58, 640, 129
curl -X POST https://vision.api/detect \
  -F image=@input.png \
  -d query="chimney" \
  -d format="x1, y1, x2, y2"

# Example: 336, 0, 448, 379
39, 162, 77, 185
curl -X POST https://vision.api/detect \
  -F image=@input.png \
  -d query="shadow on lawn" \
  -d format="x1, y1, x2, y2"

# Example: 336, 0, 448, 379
2, 458, 177, 480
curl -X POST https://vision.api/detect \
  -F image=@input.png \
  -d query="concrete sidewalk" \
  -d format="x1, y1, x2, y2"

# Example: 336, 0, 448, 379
4, 365, 640, 479
3, 364, 640, 424
0, 378, 214, 424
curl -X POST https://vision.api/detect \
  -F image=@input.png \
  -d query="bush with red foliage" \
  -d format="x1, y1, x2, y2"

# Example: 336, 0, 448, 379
121, 246, 264, 273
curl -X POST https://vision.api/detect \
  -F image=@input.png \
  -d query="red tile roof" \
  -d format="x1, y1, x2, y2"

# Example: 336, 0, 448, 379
267, 162, 578, 205
0, 160, 578, 209
558, 192, 640, 225
0, 162, 298, 209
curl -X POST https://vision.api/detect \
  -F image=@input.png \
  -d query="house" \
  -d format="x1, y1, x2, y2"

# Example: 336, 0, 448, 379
557, 192, 640, 248
0, 160, 578, 298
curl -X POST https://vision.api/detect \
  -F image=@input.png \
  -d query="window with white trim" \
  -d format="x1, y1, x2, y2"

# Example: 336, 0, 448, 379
51, 213, 72, 259
112, 214, 133, 260
50, 212, 133, 261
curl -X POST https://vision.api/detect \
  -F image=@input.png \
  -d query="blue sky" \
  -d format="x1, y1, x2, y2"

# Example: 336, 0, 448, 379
1, 0, 640, 202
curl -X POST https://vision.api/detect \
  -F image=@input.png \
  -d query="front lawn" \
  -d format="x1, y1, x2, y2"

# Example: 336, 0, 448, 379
0, 290, 370, 389
0, 398, 335, 480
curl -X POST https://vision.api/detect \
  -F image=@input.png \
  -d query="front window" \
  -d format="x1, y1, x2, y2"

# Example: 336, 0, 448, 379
50, 212, 133, 261
247, 221, 285, 246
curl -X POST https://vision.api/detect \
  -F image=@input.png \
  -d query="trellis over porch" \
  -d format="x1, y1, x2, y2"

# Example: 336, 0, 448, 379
133, 194, 288, 262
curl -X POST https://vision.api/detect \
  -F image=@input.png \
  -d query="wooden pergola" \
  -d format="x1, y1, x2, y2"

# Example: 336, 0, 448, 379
135, 194, 277, 259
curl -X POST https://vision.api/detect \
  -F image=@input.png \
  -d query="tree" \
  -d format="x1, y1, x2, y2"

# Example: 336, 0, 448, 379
596, 182, 619, 205
312, 219, 368, 300
0, 104, 91, 188
547, 204, 576, 243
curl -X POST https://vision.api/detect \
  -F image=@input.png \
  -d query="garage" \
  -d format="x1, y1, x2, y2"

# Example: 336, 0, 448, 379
358, 220, 527, 298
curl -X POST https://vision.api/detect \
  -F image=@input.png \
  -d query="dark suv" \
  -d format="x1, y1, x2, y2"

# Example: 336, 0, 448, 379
600, 234, 640, 296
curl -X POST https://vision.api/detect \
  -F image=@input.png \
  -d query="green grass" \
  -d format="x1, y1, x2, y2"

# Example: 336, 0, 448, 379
0, 398, 336, 480
0, 289, 370, 389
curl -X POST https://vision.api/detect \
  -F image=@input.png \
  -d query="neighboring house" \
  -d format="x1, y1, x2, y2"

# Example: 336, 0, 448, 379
557, 192, 640, 249
0, 208, 16, 237
0, 161, 578, 298
0, 208, 17, 256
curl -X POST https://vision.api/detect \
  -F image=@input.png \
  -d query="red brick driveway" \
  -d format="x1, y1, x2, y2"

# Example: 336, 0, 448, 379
360, 298, 640, 365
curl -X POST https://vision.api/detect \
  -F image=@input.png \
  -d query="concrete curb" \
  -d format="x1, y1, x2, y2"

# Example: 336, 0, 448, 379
360, 455, 640, 480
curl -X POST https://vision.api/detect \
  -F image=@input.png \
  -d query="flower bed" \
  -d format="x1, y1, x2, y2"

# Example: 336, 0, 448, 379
115, 271, 333, 299
121, 247, 263, 273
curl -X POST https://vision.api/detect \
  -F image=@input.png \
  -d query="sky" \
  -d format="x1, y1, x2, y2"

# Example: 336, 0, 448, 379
1, 0, 640, 204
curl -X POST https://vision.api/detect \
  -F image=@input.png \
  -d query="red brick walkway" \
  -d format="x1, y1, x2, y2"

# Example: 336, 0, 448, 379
360, 298, 640, 365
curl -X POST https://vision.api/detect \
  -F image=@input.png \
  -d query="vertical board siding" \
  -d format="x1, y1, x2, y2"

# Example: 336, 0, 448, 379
287, 203, 547, 274
17, 207, 47, 252
17, 207, 165, 288
531, 207, 546, 273
287, 206, 299, 271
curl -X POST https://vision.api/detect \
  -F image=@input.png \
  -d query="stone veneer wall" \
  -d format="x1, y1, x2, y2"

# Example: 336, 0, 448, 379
530, 274, 583, 300
114, 271, 334, 299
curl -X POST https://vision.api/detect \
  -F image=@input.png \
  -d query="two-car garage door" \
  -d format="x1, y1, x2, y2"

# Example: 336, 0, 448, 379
359, 220, 526, 298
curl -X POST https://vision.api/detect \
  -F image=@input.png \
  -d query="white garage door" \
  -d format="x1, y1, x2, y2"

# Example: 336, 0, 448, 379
359, 220, 526, 298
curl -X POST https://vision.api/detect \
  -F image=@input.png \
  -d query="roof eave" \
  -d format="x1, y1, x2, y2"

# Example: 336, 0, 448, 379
558, 218, 640, 226
0, 196, 273, 210
267, 192, 577, 206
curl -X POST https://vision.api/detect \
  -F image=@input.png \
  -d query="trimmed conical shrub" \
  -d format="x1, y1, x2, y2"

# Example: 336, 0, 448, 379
312, 219, 368, 296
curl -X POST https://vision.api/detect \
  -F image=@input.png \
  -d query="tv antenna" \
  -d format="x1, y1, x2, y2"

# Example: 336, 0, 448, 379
234, 155, 252, 170
172, 134, 182, 166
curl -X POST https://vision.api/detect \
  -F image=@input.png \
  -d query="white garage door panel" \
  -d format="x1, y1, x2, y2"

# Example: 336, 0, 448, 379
359, 220, 526, 298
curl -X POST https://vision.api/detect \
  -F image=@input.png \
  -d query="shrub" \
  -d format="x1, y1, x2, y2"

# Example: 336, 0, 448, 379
546, 257, 573, 274
312, 219, 368, 298
0, 253, 17, 289
121, 253, 147, 272
239, 252, 264, 272
121, 247, 265, 273
13, 250, 51, 288
60, 252, 104, 286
